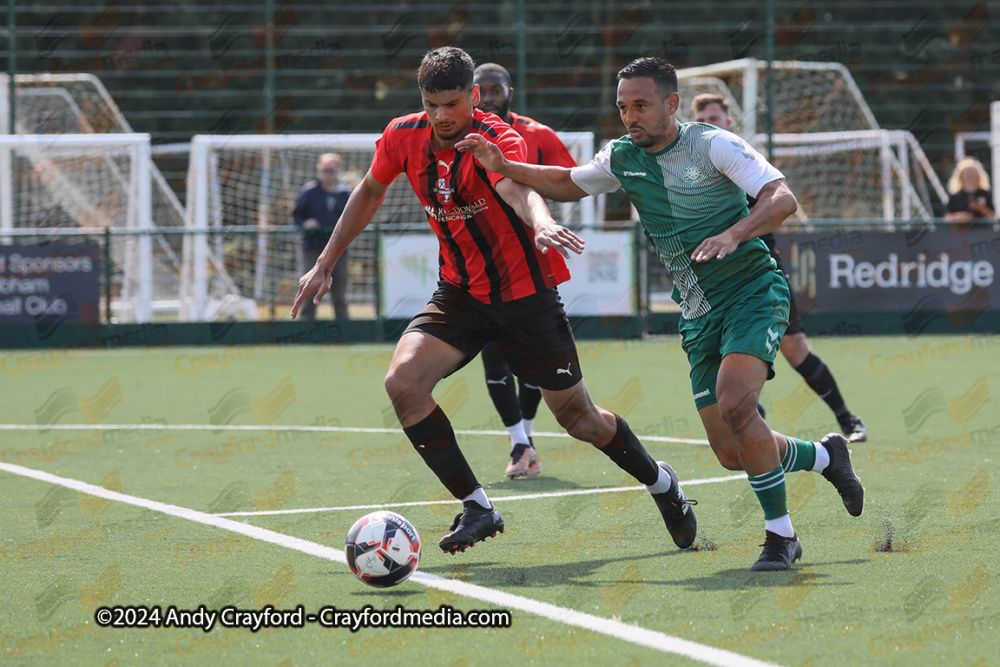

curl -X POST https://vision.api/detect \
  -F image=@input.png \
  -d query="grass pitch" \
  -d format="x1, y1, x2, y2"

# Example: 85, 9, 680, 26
0, 335, 997, 666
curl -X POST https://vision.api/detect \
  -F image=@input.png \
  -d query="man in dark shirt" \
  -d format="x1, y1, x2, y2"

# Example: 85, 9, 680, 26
293, 153, 351, 319
692, 94, 867, 442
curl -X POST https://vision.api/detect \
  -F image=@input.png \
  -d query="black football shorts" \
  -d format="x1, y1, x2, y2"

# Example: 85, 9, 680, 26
401, 282, 583, 391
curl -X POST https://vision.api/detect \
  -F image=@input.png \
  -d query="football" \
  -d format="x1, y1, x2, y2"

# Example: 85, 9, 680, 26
345, 511, 422, 587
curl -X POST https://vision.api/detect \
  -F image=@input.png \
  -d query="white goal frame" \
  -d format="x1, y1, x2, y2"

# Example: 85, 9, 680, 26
0, 133, 154, 322
0, 73, 187, 230
757, 130, 948, 220
183, 132, 597, 322
678, 59, 880, 140
678, 59, 949, 221
954, 131, 990, 162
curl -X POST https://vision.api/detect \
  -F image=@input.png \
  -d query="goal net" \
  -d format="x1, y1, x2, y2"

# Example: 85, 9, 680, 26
0, 73, 222, 320
0, 133, 154, 321
183, 132, 597, 322
676, 59, 949, 221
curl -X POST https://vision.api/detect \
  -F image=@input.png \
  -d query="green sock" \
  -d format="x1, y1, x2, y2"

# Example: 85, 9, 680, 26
781, 436, 817, 473
748, 466, 788, 520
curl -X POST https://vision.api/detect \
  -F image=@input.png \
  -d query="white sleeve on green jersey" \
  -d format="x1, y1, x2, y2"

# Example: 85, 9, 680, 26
570, 143, 621, 195
708, 130, 785, 198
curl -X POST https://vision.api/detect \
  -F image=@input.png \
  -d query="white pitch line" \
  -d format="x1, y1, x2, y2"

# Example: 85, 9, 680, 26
0, 423, 710, 445
0, 461, 777, 667
213, 474, 745, 517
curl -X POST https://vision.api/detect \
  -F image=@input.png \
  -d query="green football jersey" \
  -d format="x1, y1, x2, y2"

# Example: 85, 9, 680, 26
571, 122, 785, 319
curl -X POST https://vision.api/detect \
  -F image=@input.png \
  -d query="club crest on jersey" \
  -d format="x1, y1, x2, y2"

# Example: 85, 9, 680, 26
682, 163, 704, 183
435, 177, 454, 203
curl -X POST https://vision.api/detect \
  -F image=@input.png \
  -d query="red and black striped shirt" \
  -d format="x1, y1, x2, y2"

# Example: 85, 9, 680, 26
370, 109, 570, 304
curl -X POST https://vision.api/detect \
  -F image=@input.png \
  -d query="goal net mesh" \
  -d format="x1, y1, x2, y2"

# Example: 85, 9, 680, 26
190, 132, 596, 321
1, 135, 158, 321
676, 61, 946, 222
6, 74, 190, 320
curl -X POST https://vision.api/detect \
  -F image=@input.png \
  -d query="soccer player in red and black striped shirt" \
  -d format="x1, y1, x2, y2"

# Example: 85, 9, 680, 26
293, 47, 697, 554
474, 62, 578, 478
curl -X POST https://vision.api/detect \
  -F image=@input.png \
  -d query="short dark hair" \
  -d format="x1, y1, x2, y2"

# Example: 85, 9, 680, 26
691, 93, 728, 116
418, 47, 475, 93
617, 57, 677, 97
474, 63, 512, 87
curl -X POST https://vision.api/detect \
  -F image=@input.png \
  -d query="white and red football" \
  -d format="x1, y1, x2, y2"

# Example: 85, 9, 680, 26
345, 511, 421, 588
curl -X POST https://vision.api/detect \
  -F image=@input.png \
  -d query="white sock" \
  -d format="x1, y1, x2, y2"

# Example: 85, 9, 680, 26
506, 422, 528, 446
462, 487, 491, 510
813, 443, 831, 472
645, 466, 673, 495
521, 418, 534, 439
765, 515, 795, 538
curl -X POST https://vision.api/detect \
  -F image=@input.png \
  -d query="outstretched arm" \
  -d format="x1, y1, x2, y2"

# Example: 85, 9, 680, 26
494, 178, 585, 258
290, 171, 389, 318
456, 133, 589, 201
692, 180, 797, 262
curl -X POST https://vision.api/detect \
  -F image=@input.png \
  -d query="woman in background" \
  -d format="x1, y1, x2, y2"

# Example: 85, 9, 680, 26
945, 157, 994, 225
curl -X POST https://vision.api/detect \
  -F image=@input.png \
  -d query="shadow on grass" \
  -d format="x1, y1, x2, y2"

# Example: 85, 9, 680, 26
576, 555, 870, 590
419, 550, 667, 588
349, 588, 426, 598
421, 550, 869, 591
664, 567, 839, 591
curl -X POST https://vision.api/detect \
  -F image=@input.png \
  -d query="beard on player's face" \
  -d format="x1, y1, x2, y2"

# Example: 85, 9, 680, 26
631, 130, 654, 148
480, 98, 510, 119
477, 88, 511, 120
628, 114, 670, 148
475, 74, 513, 121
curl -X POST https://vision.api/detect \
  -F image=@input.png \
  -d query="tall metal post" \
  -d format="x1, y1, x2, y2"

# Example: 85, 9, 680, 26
104, 227, 113, 323
265, 0, 276, 134
264, 0, 277, 318
516, 0, 527, 114
3, 0, 17, 231
6, 0, 13, 134
764, 0, 775, 161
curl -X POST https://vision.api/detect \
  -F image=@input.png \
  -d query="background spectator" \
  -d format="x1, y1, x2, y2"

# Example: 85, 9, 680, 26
945, 157, 994, 224
293, 153, 351, 320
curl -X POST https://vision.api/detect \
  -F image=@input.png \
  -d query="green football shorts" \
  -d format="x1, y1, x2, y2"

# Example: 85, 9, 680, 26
679, 268, 790, 410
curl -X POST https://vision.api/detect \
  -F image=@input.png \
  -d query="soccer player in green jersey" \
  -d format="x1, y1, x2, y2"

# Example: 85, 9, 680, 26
457, 57, 864, 571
